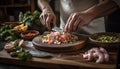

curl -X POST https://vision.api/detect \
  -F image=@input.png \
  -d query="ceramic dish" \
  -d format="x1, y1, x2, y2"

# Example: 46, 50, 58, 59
32, 35, 86, 52
89, 32, 120, 50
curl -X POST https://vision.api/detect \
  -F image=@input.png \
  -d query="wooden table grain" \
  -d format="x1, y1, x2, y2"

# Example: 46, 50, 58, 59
0, 43, 118, 69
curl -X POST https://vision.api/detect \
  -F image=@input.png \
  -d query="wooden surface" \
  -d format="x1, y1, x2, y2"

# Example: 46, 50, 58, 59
0, 43, 118, 69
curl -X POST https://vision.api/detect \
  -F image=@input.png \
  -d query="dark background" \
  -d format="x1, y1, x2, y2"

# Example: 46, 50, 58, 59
0, 0, 120, 69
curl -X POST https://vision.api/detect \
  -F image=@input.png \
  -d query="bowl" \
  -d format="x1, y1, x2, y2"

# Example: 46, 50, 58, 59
88, 32, 120, 50
21, 30, 39, 40
32, 33, 86, 53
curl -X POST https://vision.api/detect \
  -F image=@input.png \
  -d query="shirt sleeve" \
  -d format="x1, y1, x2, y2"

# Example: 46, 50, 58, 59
112, 0, 120, 7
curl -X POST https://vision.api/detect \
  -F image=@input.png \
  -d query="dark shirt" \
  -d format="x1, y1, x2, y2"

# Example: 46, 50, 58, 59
105, 9, 120, 33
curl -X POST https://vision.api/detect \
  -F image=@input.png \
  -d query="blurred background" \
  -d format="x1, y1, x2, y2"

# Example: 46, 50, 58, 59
0, 0, 60, 34
0, 0, 59, 23
0, 0, 120, 32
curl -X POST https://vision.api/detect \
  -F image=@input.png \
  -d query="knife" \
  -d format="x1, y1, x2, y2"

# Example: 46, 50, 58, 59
52, 26, 63, 32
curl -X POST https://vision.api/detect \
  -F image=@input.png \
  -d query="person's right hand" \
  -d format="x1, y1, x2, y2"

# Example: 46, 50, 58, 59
40, 8, 56, 30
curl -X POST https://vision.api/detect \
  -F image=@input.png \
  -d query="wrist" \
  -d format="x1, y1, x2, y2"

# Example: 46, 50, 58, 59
81, 10, 97, 20
42, 6, 53, 12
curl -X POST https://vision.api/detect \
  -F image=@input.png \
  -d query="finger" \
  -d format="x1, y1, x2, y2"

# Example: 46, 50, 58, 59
66, 14, 73, 24
68, 14, 78, 32
43, 13, 47, 25
68, 17, 76, 32
64, 17, 72, 32
40, 15, 45, 25
64, 14, 73, 32
42, 14, 48, 29
77, 21, 84, 31
46, 14, 52, 30
73, 17, 81, 32
65, 14, 74, 31
53, 16, 57, 27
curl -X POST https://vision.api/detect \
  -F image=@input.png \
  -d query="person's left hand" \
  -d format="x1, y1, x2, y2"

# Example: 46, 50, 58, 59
64, 12, 95, 32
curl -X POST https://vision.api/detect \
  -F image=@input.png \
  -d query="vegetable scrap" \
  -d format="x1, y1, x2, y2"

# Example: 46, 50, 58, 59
4, 39, 32, 60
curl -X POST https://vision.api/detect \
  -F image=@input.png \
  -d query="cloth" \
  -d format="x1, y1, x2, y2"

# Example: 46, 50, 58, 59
59, 0, 106, 35
23, 41, 57, 57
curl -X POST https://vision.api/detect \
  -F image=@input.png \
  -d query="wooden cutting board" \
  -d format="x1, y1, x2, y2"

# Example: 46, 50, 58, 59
0, 45, 117, 69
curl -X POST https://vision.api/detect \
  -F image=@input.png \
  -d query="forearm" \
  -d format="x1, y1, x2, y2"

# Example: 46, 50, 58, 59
83, 0, 119, 19
38, 0, 53, 12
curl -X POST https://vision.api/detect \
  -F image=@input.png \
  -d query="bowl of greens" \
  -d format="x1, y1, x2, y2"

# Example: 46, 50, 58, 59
89, 32, 120, 49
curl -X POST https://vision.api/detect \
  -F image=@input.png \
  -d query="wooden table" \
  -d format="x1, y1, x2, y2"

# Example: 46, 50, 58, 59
0, 41, 118, 69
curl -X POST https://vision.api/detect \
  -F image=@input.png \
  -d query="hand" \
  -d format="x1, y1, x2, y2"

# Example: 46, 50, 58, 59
64, 12, 95, 32
40, 8, 56, 30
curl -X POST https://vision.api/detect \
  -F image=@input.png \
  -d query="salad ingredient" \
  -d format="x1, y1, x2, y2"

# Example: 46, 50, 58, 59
0, 25, 19, 41
99, 47, 109, 62
4, 39, 32, 60
24, 32, 37, 37
14, 24, 28, 32
96, 35, 120, 42
4, 42, 15, 52
41, 32, 79, 44
18, 50, 32, 60
83, 47, 109, 63
10, 52, 18, 57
